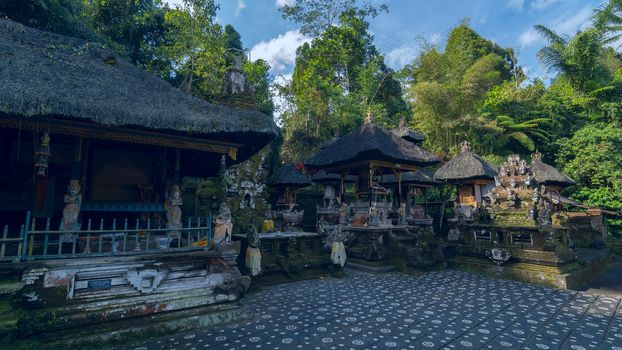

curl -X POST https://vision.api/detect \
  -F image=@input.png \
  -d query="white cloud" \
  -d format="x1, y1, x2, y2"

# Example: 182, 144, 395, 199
385, 45, 418, 70
162, 0, 183, 7
553, 5, 593, 35
530, 0, 558, 10
235, 0, 246, 16
250, 30, 311, 73
518, 28, 540, 49
275, 0, 294, 7
506, 0, 524, 11
429, 33, 442, 46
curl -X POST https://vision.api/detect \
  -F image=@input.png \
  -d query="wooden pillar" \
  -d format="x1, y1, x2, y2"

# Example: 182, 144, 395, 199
396, 170, 402, 207
71, 137, 83, 181
339, 172, 346, 203
173, 149, 181, 185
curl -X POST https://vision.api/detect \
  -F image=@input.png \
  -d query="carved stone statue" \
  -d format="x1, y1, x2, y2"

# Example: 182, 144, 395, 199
327, 226, 347, 267
368, 201, 379, 226
61, 180, 82, 242
164, 185, 183, 240
246, 226, 262, 276
397, 202, 407, 225
339, 202, 349, 225
537, 201, 552, 227
214, 202, 233, 243
323, 184, 336, 208
262, 203, 275, 233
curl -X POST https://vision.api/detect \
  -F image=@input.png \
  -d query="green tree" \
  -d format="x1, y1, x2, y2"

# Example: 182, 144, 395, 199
159, 0, 225, 100
279, 0, 387, 37
557, 123, 622, 219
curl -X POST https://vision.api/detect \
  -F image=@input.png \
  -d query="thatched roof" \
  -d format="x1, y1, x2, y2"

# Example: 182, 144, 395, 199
530, 152, 575, 188
379, 169, 441, 186
391, 119, 425, 143
311, 170, 357, 184
305, 122, 439, 170
434, 141, 498, 182
268, 165, 311, 188
0, 19, 277, 162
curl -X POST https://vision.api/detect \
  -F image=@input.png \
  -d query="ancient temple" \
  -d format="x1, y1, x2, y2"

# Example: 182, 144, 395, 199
442, 147, 608, 289
305, 116, 444, 268
0, 19, 277, 344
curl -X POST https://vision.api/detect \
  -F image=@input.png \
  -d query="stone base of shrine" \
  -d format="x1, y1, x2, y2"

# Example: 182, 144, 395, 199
1, 244, 252, 347
234, 232, 333, 286
448, 248, 610, 289
41, 300, 250, 348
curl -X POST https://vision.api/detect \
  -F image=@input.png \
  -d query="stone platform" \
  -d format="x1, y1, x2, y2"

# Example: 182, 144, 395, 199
122, 269, 622, 350
449, 248, 610, 289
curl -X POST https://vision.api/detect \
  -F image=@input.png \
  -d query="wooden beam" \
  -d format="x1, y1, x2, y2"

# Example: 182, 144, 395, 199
0, 116, 240, 159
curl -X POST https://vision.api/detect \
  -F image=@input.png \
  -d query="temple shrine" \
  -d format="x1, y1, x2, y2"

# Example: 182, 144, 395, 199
437, 142, 608, 288
304, 115, 444, 268
0, 18, 277, 344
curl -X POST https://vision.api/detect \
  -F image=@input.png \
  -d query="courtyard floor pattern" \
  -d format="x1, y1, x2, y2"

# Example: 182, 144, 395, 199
125, 270, 622, 350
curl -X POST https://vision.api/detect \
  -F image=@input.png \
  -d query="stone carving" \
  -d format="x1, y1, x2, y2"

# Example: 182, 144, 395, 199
486, 248, 511, 266
327, 226, 347, 267
397, 202, 407, 225
277, 237, 306, 277
246, 226, 262, 276
214, 202, 233, 243
323, 184, 336, 208
368, 201, 379, 226
339, 202, 350, 225
164, 185, 183, 240
127, 267, 169, 293
34, 132, 51, 176
60, 180, 82, 242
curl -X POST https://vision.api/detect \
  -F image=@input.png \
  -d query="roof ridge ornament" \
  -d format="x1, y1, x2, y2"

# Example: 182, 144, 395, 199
364, 110, 372, 124
460, 140, 471, 153
531, 150, 543, 163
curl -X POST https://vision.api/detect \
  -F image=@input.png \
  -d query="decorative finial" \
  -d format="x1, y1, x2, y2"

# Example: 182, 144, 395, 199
364, 110, 372, 124
460, 140, 471, 153
399, 117, 407, 128
531, 151, 543, 163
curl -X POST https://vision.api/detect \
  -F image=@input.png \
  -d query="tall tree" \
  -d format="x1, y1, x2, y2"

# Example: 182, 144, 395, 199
159, 0, 225, 100
279, 0, 387, 37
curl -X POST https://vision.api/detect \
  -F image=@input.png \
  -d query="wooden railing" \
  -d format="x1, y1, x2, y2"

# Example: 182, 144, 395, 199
0, 211, 212, 262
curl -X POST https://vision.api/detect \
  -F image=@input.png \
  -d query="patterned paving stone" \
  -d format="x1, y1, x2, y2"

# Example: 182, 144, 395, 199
121, 270, 622, 350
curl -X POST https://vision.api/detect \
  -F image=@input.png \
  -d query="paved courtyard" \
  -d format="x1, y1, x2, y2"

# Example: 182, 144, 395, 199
125, 270, 622, 350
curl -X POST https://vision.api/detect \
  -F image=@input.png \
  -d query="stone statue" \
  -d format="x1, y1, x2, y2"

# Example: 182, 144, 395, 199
262, 203, 275, 233
61, 180, 82, 242
368, 201, 379, 226
339, 202, 349, 225
323, 184, 336, 208
164, 185, 183, 239
246, 226, 262, 276
397, 202, 407, 225
328, 226, 347, 267
537, 201, 552, 227
214, 202, 233, 243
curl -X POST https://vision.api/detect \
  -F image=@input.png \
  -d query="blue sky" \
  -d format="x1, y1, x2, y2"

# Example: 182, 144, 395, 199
164, 0, 604, 84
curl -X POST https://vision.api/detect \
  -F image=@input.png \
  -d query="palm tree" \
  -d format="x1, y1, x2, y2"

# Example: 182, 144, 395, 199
535, 25, 603, 92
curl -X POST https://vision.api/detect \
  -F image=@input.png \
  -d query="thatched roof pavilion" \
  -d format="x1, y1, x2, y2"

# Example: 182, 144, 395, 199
0, 19, 277, 168
305, 120, 439, 173
530, 152, 575, 188
305, 116, 438, 203
434, 141, 498, 183
268, 165, 311, 189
